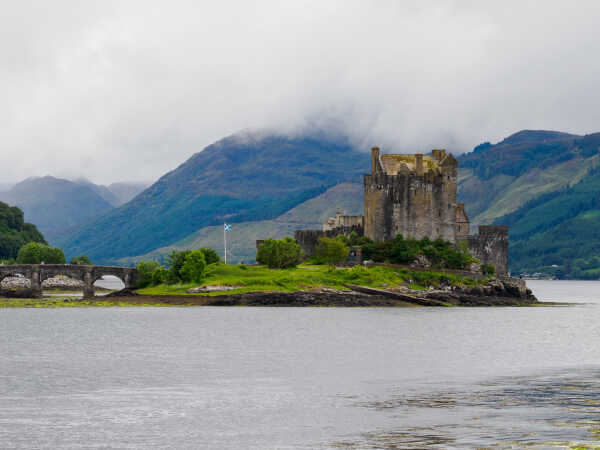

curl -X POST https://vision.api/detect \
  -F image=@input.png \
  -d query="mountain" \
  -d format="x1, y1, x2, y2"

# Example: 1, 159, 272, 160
54, 128, 600, 278
107, 182, 149, 205
457, 130, 600, 277
0, 176, 116, 240
75, 178, 121, 207
492, 164, 600, 278
118, 181, 364, 265
56, 131, 370, 263
457, 130, 599, 225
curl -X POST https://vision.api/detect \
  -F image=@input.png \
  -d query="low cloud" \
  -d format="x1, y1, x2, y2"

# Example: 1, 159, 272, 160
2, 1, 600, 183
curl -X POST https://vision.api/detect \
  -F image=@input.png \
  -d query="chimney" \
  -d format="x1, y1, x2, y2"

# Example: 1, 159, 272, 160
371, 147, 380, 173
415, 153, 424, 176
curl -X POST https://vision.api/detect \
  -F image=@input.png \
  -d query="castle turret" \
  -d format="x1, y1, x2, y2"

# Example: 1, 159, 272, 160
415, 153, 424, 176
371, 147, 380, 174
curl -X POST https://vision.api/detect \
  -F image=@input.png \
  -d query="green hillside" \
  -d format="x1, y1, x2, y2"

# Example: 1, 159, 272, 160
57, 132, 369, 263
492, 165, 600, 278
457, 130, 600, 225
119, 182, 364, 265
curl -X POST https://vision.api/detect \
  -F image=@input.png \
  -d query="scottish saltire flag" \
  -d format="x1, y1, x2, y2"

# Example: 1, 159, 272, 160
224, 223, 231, 231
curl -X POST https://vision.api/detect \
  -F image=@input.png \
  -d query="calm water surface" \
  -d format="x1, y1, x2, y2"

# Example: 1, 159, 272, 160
1, 280, 600, 449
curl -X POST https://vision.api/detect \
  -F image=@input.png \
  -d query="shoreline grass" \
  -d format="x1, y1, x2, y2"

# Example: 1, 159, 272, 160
1, 264, 491, 308
138, 263, 483, 296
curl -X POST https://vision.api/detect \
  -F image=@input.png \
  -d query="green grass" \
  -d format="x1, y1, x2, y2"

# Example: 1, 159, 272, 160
138, 263, 483, 296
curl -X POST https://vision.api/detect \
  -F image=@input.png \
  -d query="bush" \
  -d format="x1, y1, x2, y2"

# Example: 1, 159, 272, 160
181, 250, 207, 282
315, 237, 349, 267
70, 255, 91, 265
151, 266, 169, 285
200, 247, 220, 265
17, 242, 66, 264
136, 260, 161, 288
166, 250, 191, 282
256, 237, 303, 269
360, 234, 474, 270
482, 264, 495, 276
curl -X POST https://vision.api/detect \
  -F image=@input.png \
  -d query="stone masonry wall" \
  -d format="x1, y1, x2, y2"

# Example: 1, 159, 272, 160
462, 225, 509, 276
364, 147, 458, 244
294, 225, 363, 259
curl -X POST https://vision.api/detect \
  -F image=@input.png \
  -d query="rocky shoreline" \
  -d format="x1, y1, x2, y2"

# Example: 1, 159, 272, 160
97, 277, 541, 307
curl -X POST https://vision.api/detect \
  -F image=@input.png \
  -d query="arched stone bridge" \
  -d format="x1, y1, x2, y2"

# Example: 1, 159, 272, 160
0, 265, 138, 298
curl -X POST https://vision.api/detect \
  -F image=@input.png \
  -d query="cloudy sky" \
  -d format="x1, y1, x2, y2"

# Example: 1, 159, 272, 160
2, 1, 600, 184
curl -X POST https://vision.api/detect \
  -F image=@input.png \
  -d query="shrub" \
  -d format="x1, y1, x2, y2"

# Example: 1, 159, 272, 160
200, 247, 220, 265
166, 250, 191, 282
17, 242, 66, 264
70, 255, 91, 265
136, 261, 161, 288
314, 237, 349, 267
360, 234, 473, 269
151, 266, 169, 285
256, 237, 303, 269
181, 250, 207, 282
482, 264, 495, 276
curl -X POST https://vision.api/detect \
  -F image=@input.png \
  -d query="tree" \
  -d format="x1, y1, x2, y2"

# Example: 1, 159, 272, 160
166, 250, 191, 282
70, 255, 91, 265
0, 201, 46, 260
315, 237, 349, 267
180, 250, 207, 282
151, 266, 169, 285
17, 242, 66, 264
200, 247, 220, 265
136, 260, 161, 288
256, 237, 303, 269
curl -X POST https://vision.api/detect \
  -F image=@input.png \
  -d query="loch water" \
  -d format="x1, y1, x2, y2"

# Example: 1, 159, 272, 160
1, 280, 600, 449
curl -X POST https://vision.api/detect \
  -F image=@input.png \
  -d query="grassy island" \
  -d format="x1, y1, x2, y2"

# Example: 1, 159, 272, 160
0, 263, 540, 308
138, 263, 482, 296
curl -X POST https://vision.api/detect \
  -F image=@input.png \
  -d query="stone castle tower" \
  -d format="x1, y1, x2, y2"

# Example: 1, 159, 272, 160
364, 147, 463, 243
293, 146, 509, 275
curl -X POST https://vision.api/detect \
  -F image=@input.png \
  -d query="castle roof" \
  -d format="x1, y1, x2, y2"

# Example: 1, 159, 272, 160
379, 154, 438, 175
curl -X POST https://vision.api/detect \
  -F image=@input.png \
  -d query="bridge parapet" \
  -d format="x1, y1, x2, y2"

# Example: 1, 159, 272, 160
0, 264, 138, 298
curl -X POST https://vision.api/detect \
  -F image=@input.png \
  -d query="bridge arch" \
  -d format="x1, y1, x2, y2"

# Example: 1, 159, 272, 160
0, 264, 138, 298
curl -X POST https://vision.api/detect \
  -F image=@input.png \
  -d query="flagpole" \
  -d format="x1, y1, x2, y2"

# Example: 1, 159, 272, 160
224, 224, 227, 264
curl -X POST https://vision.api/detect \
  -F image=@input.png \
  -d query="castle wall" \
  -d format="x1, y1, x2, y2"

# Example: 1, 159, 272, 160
364, 148, 458, 243
295, 225, 363, 259
463, 225, 509, 276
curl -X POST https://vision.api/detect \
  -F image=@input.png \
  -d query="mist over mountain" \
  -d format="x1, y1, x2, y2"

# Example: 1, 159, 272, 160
107, 182, 149, 205
56, 131, 369, 263
34, 127, 600, 278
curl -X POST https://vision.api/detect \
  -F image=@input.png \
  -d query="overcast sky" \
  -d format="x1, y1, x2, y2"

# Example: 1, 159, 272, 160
2, 1, 600, 184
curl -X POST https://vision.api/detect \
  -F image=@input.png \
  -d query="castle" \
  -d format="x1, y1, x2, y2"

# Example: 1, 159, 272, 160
295, 147, 509, 275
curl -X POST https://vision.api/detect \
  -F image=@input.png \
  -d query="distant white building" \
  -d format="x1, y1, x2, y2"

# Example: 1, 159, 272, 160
322, 208, 363, 231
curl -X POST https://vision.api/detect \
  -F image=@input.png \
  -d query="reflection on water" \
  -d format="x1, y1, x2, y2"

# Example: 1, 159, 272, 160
1, 280, 600, 449
341, 370, 600, 448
